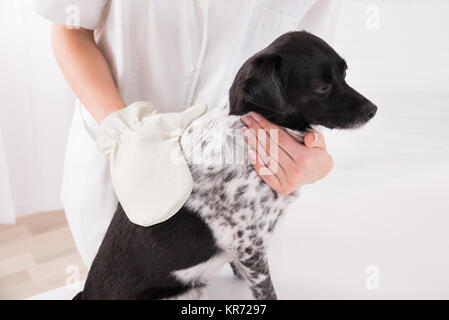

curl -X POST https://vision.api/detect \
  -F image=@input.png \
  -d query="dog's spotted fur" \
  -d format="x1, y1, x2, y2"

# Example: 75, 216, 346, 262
175, 100, 300, 299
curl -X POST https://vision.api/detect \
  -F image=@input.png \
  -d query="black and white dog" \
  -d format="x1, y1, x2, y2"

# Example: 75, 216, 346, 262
75, 31, 377, 300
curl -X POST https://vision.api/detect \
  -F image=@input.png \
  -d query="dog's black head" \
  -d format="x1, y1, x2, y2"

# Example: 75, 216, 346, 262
229, 31, 377, 131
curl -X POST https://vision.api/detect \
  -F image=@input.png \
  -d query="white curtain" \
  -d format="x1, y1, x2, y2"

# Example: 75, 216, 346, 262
0, 0, 75, 223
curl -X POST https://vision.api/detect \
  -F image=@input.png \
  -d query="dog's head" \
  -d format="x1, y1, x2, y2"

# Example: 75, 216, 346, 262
229, 31, 377, 131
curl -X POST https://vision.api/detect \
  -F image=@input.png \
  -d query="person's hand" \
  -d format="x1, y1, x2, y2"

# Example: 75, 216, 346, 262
241, 112, 333, 195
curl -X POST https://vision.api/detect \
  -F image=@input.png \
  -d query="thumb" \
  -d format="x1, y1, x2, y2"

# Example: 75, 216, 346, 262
304, 131, 327, 149
180, 104, 208, 129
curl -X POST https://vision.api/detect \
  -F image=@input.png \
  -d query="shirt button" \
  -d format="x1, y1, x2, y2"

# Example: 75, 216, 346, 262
186, 63, 195, 74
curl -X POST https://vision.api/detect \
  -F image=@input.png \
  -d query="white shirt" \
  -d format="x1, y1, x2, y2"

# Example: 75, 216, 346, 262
33, 0, 341, 267
34, 0, 339, 113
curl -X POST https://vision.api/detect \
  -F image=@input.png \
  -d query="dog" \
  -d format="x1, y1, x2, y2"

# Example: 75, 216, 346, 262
74, 31, 377, 300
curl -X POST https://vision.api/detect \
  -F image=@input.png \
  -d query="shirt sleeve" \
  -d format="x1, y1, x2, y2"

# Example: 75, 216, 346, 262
33, 0, 108, 30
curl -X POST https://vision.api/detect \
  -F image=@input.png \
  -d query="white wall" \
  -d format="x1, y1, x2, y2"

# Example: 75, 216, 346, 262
266, 0, 449, 299
335, 0, 449, 95
0, 0, 75, 221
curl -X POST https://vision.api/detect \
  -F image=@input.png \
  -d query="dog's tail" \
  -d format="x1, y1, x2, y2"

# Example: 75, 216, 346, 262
73, 291, 84, 300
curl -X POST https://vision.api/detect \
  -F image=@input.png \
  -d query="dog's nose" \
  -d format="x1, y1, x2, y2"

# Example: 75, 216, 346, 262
360, 102, 377, 121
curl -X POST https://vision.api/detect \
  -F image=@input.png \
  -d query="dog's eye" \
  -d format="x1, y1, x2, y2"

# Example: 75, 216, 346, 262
314, 83, 331, 94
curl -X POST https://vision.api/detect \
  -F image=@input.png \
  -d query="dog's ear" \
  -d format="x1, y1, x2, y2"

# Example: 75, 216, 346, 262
232, 53, 288, 116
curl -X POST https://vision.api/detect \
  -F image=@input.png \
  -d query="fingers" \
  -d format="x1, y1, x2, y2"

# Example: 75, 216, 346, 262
242, 114, 302, 194
304, 131, 327, 149
242, 127, 281, 173
241, 112, 300, 161
248, 148, 301, 195
248, 149, 283, 193
242, 127, 294, 177
243, 112, 321, 159
243, 112, 328, 151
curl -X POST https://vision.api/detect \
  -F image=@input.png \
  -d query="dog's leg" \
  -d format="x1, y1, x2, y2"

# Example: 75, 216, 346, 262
236, 250, 277, 300
230, 262, 245, 280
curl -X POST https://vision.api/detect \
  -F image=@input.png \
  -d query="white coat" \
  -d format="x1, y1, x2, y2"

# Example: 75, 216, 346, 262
34, 0, 341, 266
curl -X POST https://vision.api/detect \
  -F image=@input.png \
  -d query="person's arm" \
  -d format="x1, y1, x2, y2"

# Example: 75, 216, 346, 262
51, 25, 126, 124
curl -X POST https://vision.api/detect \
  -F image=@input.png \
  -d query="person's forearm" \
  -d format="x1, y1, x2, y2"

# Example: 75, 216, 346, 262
51, 25, 126, 124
